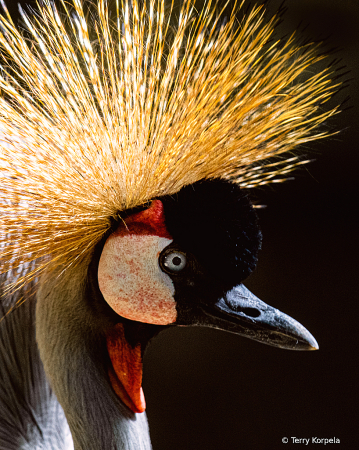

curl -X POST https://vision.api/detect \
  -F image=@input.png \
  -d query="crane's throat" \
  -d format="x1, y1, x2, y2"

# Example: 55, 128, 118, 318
107, 323, 146, 414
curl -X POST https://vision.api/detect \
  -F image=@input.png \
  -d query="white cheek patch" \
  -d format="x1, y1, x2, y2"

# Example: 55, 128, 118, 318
98, 234, 177, 325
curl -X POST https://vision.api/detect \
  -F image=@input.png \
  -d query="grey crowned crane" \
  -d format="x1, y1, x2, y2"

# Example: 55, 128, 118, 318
0, 0, 340, 449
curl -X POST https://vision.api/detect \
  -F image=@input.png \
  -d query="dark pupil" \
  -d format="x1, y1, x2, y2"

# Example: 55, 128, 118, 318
172, 256, 182, 266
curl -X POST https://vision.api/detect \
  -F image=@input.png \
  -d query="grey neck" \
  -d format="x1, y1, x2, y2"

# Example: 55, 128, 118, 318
35, 257, 152, 450
0, 278, 73, 450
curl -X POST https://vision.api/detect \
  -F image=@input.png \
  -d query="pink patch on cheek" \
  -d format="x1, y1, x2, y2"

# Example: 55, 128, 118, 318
98, 234, 177, 325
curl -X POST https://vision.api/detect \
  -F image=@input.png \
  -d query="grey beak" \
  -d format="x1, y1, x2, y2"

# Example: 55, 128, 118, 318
199, 284, 319, 351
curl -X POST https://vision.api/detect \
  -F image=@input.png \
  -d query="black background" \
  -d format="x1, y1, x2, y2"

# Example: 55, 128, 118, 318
7, 1, 359, 449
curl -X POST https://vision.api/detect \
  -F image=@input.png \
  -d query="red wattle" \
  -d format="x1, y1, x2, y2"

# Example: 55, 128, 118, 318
107, 323, 146, 414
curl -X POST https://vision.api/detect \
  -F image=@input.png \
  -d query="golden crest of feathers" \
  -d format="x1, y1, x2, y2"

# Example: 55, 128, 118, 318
0, 0, 340, 291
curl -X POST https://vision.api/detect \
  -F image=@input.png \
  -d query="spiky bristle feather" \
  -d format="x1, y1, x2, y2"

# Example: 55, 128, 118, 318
0, 0, 340, 291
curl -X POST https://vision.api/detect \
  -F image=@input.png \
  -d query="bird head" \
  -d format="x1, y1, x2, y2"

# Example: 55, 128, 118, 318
89, 180, 317, 414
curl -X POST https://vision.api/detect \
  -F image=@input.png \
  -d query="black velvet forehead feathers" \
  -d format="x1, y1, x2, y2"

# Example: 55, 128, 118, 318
159, 180, 262, 291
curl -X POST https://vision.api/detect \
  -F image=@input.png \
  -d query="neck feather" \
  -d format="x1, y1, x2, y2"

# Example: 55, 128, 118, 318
36, 256, 152, 450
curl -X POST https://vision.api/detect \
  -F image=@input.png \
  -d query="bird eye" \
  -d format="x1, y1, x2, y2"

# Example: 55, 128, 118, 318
160, 250, 187, 273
